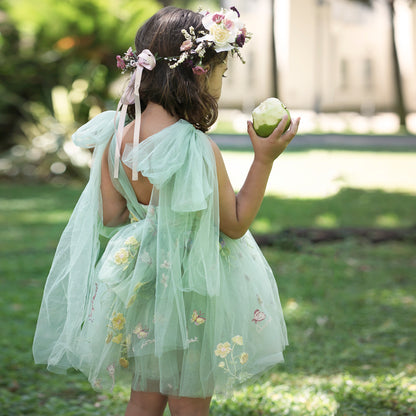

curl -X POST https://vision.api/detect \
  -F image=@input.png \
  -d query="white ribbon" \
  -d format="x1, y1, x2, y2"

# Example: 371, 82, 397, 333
114, 49, 156, 180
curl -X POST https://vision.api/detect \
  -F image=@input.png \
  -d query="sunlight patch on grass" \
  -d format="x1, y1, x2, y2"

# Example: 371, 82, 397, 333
222, 150, 416, 198
211, 372, 416, 415
7, 211, 73, 224
0, 198, 50, 211
315, 213, 339, 227
251, 217, 271, 233
365, 288, 416, 308
282, 298, 313, 322
375, 213, 401, 227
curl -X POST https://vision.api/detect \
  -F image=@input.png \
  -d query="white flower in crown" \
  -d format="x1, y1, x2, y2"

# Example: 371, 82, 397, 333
199, 8, 242, 52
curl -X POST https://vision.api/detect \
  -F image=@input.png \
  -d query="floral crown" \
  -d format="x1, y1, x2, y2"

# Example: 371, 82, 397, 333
116, 6, 251, 75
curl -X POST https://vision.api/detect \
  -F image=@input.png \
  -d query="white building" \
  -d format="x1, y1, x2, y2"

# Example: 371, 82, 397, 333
220, 0, 416, 114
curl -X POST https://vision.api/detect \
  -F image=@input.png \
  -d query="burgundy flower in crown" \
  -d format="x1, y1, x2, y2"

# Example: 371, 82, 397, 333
230, 6, 240, 17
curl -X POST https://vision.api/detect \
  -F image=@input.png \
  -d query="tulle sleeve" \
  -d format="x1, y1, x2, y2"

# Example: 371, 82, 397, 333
72, 111, 118, 148
32, 111, 117, 371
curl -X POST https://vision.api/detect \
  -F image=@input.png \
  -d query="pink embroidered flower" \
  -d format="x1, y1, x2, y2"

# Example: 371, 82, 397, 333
180, 39, 193, 51
252, 309, 266, 324
192, 66, 208, 75
116, 55, 126, 70
107, 363, 115, 375
133, 323, 149, 339
212, 13, 224, 24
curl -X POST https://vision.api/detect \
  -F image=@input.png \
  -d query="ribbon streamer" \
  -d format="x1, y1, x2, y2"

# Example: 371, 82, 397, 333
114, 49, 156, 180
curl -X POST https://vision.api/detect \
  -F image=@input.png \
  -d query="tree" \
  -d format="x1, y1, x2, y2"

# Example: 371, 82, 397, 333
0, 0, 160, 150
350, 0, 414, 131
271, 0, 279, 98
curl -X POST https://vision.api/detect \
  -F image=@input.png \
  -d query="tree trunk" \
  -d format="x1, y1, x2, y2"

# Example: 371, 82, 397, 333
271, 0, 279, 97
387, 0, 408, 130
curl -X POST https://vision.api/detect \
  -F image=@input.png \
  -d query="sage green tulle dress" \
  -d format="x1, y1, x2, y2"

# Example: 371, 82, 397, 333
33, 111, 288, 397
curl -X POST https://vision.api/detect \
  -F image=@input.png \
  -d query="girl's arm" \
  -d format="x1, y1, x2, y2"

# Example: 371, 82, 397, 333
100, 144, 130, 226
211, 115, 300, 239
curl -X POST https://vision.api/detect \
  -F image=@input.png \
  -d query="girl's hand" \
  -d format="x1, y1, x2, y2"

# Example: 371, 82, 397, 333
247, 115, 301, 165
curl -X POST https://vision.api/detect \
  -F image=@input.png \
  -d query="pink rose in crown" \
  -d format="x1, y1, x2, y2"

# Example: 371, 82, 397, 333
180, 39, 193, 51
212, 13, 224, 24
192, 66, 208, 75
223, 19, 234, 30
124, 47, 134, 58
116, 55, 126, 70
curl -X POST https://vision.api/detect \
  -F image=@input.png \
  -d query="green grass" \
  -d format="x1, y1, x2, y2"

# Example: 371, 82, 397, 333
1, 183, 415, 415
252, 188, 416, 233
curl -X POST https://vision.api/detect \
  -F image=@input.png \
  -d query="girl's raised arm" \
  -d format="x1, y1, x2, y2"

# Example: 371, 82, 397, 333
211, 115, 300, 239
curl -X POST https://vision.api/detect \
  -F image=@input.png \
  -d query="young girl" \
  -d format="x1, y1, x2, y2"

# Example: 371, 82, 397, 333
33, 6, 300, 416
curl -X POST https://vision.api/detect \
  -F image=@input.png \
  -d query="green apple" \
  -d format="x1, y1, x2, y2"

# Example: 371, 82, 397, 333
252, 97, 291, 137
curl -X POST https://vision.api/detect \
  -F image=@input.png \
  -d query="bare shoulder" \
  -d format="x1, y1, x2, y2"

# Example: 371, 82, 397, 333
208, 138, 223, 162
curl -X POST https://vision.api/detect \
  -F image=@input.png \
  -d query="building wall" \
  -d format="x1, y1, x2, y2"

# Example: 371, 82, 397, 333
219, 0, 274, 111
220, 0, 416, 113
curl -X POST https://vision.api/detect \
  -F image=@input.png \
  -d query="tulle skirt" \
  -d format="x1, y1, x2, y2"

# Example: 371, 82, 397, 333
72, 221, 288, 397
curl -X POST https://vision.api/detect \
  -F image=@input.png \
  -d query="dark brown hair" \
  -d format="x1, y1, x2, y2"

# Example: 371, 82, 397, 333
128, 6, 227, 132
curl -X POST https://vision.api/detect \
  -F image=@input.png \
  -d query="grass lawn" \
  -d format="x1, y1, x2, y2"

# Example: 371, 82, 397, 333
0, 183, 415, 415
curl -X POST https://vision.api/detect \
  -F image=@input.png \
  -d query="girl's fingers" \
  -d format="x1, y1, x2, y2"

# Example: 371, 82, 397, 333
247, 116, 301, 147
268, 115, 290, 140
282, 117, 301, 141
247, 120, 260, 145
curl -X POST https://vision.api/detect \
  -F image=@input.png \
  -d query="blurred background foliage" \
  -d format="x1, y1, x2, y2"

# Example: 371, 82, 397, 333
0, 0, 161, 181
0, 0, 220, 182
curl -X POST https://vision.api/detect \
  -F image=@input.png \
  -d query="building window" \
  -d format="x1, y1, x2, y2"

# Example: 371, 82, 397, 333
363, 58, 373, 91
340, 59, 348, 89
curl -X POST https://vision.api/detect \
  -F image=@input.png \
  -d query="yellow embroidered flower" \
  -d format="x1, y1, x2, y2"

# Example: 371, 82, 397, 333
218, 361, 225, 368
240, 352, 249, 364
105, 333, 113, 344
130, 214, 139, 223
134, 282, 146, 292
114, 248, 129, 265
119, 358, 129, 368
112, 333, 123, 344
125, 236, 139, 247
125, 334, 132, 348
215, 342, 232, 358
127, 294, 137, 308
111, 313, 126, 330
232, 335, 244, 346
